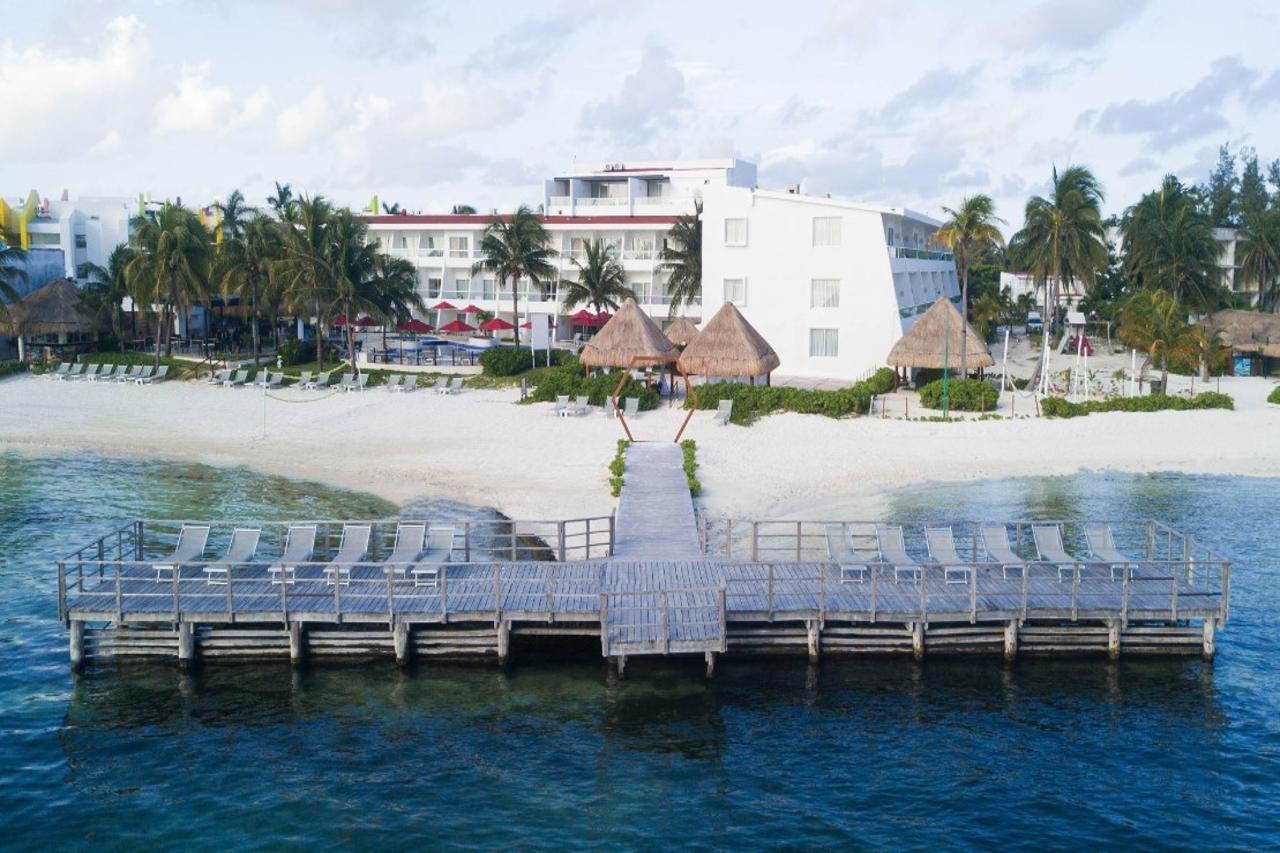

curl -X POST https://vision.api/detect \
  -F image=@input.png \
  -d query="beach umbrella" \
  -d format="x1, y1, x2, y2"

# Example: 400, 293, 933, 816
353, 315, 375, 328
460, 304, 482, 315
675, 301, 781, 441
333, 313, 349, 326
398, 318, 432, 334
438, 319, 476, 334
664, 316, 700, 346
480, 317, 515, 332
519, 321, 533, 329
429, 301, 457, 311
886, 297, 994, 371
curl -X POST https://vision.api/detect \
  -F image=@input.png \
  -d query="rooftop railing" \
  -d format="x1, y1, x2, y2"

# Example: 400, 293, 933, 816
889, 246, 954, 262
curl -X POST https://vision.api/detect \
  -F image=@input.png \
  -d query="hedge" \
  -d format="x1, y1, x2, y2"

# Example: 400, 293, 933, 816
0, 360, 28, 379
78, 352, 202, 380
680, 439, 701, 496
1041, 392, 1235, 418
679, 367, 894, 425
918, 378, 1000, 411
528, 363, 659, 410
480, 346, 575, 376
1269, 386, 1280, 405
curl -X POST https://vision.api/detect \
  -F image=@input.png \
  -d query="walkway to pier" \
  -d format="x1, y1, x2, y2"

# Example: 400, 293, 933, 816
611, 443, 701, 560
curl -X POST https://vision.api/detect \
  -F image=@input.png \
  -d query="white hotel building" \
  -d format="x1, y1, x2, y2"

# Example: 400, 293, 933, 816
364, 159, 958, 382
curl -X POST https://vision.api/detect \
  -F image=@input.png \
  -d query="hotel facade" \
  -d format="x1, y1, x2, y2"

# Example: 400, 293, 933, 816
365, 158, 963, 381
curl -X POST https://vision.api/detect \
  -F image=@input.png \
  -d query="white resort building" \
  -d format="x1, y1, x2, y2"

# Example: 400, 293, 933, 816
364, 158, 958, 382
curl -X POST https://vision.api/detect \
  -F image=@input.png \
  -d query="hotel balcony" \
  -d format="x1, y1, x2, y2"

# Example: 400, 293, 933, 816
888, 245, 953, 262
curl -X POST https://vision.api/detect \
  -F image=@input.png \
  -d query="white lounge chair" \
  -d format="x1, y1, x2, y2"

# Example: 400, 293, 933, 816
295, 370, 313, 388
48, 363, 71, 380
59, 363, 85, 381
203, 527, 262, 585
383, 522, 427, 577
411, 525, 455, 587
335, 372, 356, 392
980, 525, 1024, 579
88, 365, 118, 382
924, 527, 972, 584
224, 369, 249, 388
324, 524, 372, 586
1084, 524, 1130, 580
442, 377, 464, 395
353, 374, 370, 392
713, 399, 733, 426
153, 524, 212, 581
384, 374, 404, 391
117, 365, 144, 383
138, 365, 169, 385
1032, 524, 1080, 582
623, 396, 639, 418
268, 524, 317, 585
877, 526, 920, 582
393, 374, 418, 392
554, 394, 570, 415
255, 371, 281, 389
77, 364, 101, 382
207, 368, 232, 385
303, 372, 330, 390
430, 376, 448, 394
825, 524, 871, 583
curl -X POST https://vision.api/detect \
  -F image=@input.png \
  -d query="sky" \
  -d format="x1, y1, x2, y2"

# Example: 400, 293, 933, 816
2, 0, 1279, 228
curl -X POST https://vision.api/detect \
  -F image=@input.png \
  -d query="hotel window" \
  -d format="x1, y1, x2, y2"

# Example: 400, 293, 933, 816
723, 278, 747, 306
724, 218, 747, 246
426, 277, 442, 298
809, 328, 839, 358
813, 217, 842, 247
448, 278, 467, 298
570, 237, 588, 259
74, 234, 87, 249
810, 279, 840, 308
448, 236, 469, 257
482, 278, 497, 299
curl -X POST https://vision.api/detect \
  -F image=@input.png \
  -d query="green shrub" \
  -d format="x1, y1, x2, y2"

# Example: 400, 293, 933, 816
529, 364, 658, 410
863, 367, 896, 395
918, 378, 1000, 411
1268, 386, 1280, 405
275, 337, 309, 366
1013, 377, 1030, 390
479, 346, 533, 376
0, 360, 28, 379
609, 439, 628, 497
683, 382, 871, 425
1042, 392, 1235, 418
1040, 397, 1087, 418
680, 439, 701, 497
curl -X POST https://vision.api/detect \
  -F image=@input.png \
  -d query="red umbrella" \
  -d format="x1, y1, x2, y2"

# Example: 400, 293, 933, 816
398, 318, 432, 334
333, 313, 349, 326
480, 317, 515, 332
438, 319, 476, 334
353, 315, 375, 328
568, 309, 596, 325
460, 304, 482, 314
519, 321, 532, 329
429, 301, 456, 311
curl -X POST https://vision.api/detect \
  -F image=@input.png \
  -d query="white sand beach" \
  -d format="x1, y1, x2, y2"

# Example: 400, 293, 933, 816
2, 372, 1278, 520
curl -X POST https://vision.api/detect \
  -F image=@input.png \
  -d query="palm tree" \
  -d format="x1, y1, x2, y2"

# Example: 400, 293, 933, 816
1121, 175, 1222, 312
368, 252, 424, 351
1009, 165, 1109, 394
0, 230, 28, 329
216, 189, 254, 243
77, 244, 135, 347
124, 203, 214, 364
658, 200, 702, 319
472, 205, 557, 347
560, 239, 634, 316
268, 182, 296, 220
1118, 289, 1189, 389
276, 195, 336, 365
969, 287, 1011, 341
216, 213, 282, 362
381, 202, 403, 215
324, 208, 382, 371
929, 195, 1004, 374
451, 204, 477, 215
1237, 206, 1280, 311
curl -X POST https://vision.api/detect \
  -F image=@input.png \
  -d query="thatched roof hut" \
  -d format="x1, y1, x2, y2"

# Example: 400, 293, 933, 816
4, 278, 95, 336
1200, 309, 1280, 357
886, 297, 993, 370
664, 316, 700, 346
579, 298, 677, 368
676, 301, 780, 377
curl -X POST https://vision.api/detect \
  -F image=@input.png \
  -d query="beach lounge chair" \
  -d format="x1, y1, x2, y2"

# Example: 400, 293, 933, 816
825, 524, 871, 583
203, 527, 262, 585
324, 524, 372, 586
303, 372, 330, 391
133, 365, 155, 384
430, 376, 448, 394
383, 374, 403, 391
623, 396, 639, 418
153, 524, 211, 581
207, 368, 231, 385
412, 525, 455, 587
877, 525, 920, 582
335, 372, 356, 392
49, 363, 71, 380
383, 523, 427, 576
223, 369, 248, 388
138, 365, 169, 385
61, 363, 85, 381
268, 524, 317, 585
76, 364, 101, 382
445, 377, 464, 394
393, 374, 418, 393
1032, 524, 1080, 582
1084, 524, 1131, 580
296, 370, 313, 388
116, 365, 143, 383
88, 365, 117, 382
713, 399, 733, 426
924, 527, 972, 584
554, 395, 570, 415
980, 525, 1024, 579
353, 374, 370, 392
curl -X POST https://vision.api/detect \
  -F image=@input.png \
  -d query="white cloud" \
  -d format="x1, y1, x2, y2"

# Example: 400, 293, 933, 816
154, 64, 235, 132
276, 88, 333, 148
411, 82, 521, 135
89, 130, 123, 156
581, 41, 690, 146
1003, 0, 1148, 50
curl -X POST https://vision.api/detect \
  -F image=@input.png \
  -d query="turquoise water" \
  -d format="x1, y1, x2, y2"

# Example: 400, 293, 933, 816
2, 455, 1278, 848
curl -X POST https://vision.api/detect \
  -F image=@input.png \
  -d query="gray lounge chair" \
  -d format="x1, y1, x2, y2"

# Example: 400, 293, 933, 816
430, 376, 448, 393
393, 374, 418, 392
88, 365, 118, 382
117, 365, 144, 383
134, 365, 155, 383
76, 364, 101, 382
296, 370, 313, 388
224, 369, 248, 388
1084, 524, 1130, 580
203, 527, 262, 585
877, 525, 920, 582
383, 523, 427, 576
924, 527, 972, 584
412, 525, 455, 587
60, 363, 85, 381
980, 525, 1024, 579
383, 374, 404, 391
444, 377, 464, 394
352, 374, 370, 392
304, 372, 330, 390
324, 524, 372, 586
254, 371, 280, 389
49, 363, 71, 380
713, 399, 733, 425
336, 372, 356, 392
825, 524, 872, 583
207, 368, 231, 385
138, 365, 169, 385
623, 396, 639, 418
268, 524, 317, 585
153, 524, 211, 580
554, 394, 570, 415
1032, 524, 1080, 582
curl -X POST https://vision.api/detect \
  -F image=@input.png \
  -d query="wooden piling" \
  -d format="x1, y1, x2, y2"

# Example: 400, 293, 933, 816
1203, 618, 1216, 660
496, 619, 511, 665
911, 622, 925, 662
69, 620, 85, 671
705, 651, 716, 678
806, 620, 821, 662
1003, 620, 1018, 661
1107, 620, 1121, 660
177, 621, 195, 670
289, 621, 305, 667
393, 621, 411, 667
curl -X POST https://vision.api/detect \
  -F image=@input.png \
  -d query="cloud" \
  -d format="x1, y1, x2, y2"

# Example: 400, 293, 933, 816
88, 130, 123, 156
1250, 68, 1280, 107
875, 67, 980, 125
779, 96, 822, 125
276, 87, 334, 148
761, 136, 967, 202
466, 3, 612, 72
1004, 0, 1147, 50
153, 64, 235, 132
1119, 156, 1157, 176
411, 81, 524, 135
1091, 57, 1257, 150
1013, 57, 1095, 90
580, 41, 690, 145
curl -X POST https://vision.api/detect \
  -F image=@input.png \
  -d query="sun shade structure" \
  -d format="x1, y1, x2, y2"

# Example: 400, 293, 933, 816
1200, 309, 1280, 358
579, 298, 677, 369
398, 319, 432, 334
3, 278, 95, 336
429, 301, 457, 311
676, 302, 780, 378
886, 297, 994, 370
438, 319, 476, 333
460, 304, 482, 314
569, 309, 610, 327
333, 314, 375, 328
664, 316, 701, 347
480, 317, 515, 332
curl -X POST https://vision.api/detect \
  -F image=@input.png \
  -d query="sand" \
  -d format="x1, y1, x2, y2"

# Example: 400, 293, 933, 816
2, 372, 1278, 520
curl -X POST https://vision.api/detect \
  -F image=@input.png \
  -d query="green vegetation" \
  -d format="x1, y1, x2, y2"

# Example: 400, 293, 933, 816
1041, 392, 1234, 418
1267, 386, 1280, 405
609, 440, 628, 497
527, 362, 659, 410
918, 378, 1000, 411
682, 367, 895, 425
1121, 175, 1222, 311
680, 440, 701, 497
0, 360, 28, 379
657, 200, 702, 318
472, 205, 557, 348
82, 351, 203, 380
479, 346, 575, 377
930, 194, 1005, 371
560, 238, 634, 314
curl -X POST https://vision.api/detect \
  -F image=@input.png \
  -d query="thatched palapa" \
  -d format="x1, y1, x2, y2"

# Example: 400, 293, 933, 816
4, 278, 96, 336
663, 316, 700, 347
1200, 309, 1280, 358
579, 298, 677, 368
676, 301, 780, 377
886, 297, 993, 370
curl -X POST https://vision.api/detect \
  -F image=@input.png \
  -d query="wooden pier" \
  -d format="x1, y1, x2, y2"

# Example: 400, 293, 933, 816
58, 446, 1230, 672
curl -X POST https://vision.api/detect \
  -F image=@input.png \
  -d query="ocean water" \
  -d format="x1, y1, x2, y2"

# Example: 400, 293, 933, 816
1, 455, 1277, 849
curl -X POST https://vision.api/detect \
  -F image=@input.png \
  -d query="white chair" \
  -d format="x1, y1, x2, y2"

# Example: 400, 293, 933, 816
268, 525, 318, 586
384, 374, 404, 391
1033, 524, 1082, 583
924, 527, 971, 584
324, 524, 372, 586
383, 523, 427, 577
825, 524, 870, 584
713, 399, 733, 425
412, 526, 455, 587
877, 526, 920, 583
153, 524, 212, 581
203, 528, 262, 585
138, 365, 169, 385
980, 525, 1024, 580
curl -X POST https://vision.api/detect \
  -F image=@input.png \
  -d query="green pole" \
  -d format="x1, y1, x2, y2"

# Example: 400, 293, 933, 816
941, 306, 951, 419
